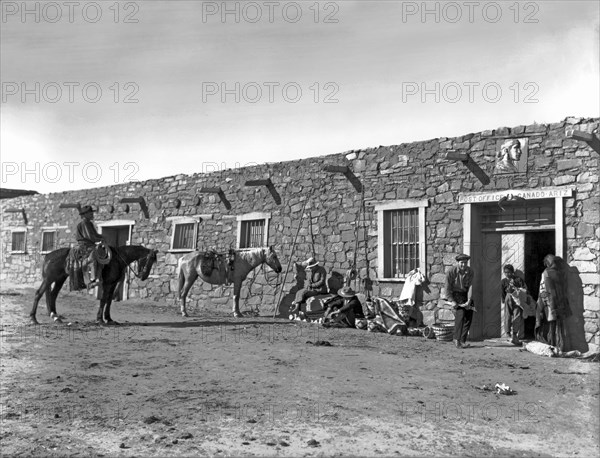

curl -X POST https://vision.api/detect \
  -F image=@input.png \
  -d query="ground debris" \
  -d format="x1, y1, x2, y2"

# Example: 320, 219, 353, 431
307, 439, 321, 447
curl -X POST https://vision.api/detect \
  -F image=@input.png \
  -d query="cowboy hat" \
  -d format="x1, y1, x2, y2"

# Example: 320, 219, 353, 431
79, 205, 94, 215
304, 257, 319, 269
338, 286, 356, 298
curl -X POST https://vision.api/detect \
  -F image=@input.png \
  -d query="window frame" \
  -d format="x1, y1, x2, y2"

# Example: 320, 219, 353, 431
236, 212, 271, 249
10, 228, 27, 254
375, 199, 428, 281
40, 229, 58, 254
168, 216, 200, 253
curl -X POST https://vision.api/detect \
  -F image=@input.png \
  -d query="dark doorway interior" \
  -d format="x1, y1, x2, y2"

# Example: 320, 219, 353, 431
102, 226, 130, 248
523, 231, 555, 338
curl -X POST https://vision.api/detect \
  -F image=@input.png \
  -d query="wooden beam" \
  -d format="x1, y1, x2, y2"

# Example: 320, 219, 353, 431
445, 151, 490, 185
445, 151, 469, 161
566, 128, 600, 154
4, 208, 27, 224
323, 165, 363, 192
199, 187, 222, 194
59, 203, 81, 210
197, 187, 231, 210
244, 178, 281, 204
323, 165, 350, 174
244, 179, 272, 187
464, 156, 491, 185
119, 197, 149, 218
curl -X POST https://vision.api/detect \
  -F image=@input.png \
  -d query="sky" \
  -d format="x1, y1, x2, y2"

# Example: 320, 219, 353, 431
1, 0, 599, 194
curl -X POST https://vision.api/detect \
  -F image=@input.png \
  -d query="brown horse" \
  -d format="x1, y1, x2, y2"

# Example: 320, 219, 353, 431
30, 245, 158, 325
177, 246, 282, 317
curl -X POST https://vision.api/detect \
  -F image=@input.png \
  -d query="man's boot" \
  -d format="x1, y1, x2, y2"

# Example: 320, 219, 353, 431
87, 261, 100, 288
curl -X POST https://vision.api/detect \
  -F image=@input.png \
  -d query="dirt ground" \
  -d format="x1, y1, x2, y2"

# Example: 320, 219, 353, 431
1, 284, 598, 458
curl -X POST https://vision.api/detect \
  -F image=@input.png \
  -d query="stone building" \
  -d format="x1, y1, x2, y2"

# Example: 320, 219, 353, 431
1, 117, 598, 352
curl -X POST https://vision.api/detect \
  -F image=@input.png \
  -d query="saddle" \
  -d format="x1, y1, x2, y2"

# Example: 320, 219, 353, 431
66, 243, 111, 291
66, 248, 87, 291
200, 249, 235, 278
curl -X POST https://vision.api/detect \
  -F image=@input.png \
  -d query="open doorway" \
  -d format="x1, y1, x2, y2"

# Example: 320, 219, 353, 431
523, 231, 555, 338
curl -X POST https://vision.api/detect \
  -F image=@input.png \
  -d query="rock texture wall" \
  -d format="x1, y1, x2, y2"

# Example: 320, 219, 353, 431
1, 117, 598, 351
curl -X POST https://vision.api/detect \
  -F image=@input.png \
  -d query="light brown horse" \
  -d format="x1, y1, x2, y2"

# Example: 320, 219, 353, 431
177, 246, 282, 317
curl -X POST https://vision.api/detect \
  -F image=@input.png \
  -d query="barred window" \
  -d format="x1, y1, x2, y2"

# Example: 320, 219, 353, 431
376, 200, 428, 280
384, 209, 419, 278
237, 213, 270, 249
41, 230, 56, 253
11, 230, 26, 253
240, 219, 265, 249
172, 222, 196, 250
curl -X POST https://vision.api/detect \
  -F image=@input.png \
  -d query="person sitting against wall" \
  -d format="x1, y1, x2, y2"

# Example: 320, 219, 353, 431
290, 257, 328, 315
322, 286, 365, 328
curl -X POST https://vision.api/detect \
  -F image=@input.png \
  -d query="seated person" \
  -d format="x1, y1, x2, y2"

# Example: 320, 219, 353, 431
322, 286, 365, 328
291, 257, 327, 314
75, 205, 105, 288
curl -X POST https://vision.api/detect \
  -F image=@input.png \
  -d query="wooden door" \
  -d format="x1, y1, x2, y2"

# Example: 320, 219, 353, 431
480, 232, 502, 339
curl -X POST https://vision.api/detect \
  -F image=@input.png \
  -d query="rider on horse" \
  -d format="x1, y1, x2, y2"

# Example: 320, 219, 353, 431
75, 205, 105, 288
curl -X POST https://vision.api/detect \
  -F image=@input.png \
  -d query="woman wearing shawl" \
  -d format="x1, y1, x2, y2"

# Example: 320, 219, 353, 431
536, 254, 571, 351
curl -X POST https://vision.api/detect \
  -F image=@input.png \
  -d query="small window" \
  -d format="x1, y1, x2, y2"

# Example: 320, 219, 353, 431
375, 199, 428, 280
171, 222, 197, 251
384, 208, 419, 278
240, 219, 265, 248
41, 230, 57, 253
237, 213, 270, 249
11, 230, 26, 253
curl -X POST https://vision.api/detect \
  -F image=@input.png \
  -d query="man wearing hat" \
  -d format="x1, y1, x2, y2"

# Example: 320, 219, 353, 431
444, 254, 475, 348
322, 286, 365, 328
75, 205, 105, 288
290, 257, 328, 315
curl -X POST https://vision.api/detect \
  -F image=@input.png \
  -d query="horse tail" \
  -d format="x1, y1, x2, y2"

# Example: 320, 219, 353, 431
177, 258, 185, 299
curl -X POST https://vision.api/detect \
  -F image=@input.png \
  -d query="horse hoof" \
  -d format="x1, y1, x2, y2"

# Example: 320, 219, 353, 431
181, 312, 189, 318
104, 320, 120, 326
29, 317, 39, 325
233, 312, 244, 318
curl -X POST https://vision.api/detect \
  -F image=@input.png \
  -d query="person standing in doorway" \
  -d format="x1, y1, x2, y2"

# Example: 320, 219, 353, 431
536, 254, 571, 351
501, 264, 526, 346
444, 254, 475, 349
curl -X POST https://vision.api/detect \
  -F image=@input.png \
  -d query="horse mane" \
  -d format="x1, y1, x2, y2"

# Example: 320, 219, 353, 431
236, 247, 266, 262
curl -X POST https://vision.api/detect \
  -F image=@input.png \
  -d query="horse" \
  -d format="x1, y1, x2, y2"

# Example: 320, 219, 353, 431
30, 245, 158, 325
177, 246, 283, 317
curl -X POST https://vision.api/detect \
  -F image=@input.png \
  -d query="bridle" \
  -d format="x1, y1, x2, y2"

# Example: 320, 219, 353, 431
116, 249, 155, 279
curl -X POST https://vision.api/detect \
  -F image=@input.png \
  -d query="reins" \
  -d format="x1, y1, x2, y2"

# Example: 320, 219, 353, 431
115, 248, 153, 279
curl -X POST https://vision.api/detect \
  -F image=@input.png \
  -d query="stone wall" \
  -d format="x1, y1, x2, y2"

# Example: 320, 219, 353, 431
1, 116, 598, 351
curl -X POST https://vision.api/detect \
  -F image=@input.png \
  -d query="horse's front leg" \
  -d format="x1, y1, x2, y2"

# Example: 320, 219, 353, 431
232, 282, 242, 318
180, 272, 197, 318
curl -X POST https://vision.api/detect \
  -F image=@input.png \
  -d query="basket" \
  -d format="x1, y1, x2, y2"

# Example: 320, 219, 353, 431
432, 323, 454, 341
